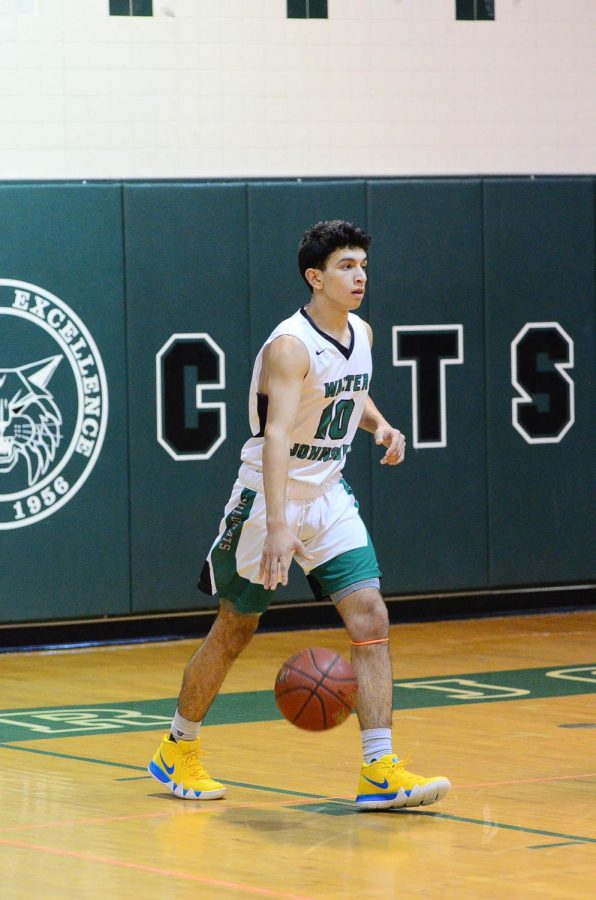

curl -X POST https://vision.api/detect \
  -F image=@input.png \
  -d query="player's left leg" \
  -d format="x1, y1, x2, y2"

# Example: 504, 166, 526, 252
336, 586, 451, 811
299, 480, 450, 811
334, 586, 392, 730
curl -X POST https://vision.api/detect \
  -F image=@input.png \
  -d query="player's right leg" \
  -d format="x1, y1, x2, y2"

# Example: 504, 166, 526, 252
148, 481, 273, 800
149, 735, 226, 800
148, 600, 260, 799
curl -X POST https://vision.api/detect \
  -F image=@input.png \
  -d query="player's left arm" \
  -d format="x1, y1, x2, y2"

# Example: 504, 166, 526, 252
358, 320, 406, 466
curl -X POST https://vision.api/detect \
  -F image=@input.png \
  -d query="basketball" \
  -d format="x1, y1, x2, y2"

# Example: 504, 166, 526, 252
274, 647, 358, 731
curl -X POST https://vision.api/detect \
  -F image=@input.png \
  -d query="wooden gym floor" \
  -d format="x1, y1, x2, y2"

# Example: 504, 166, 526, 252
0, 609, 594, 899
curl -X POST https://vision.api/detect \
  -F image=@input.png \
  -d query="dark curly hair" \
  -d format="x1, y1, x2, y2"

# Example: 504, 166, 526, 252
298, 220, 371, 288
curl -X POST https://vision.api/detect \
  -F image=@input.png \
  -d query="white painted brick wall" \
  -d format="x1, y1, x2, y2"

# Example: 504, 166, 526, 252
0, 0, 593, 178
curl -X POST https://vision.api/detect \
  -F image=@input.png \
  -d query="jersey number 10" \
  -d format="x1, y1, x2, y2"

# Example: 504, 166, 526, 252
314, 399, 356, 441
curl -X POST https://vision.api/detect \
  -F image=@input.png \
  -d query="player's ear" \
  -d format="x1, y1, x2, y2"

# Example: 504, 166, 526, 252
304, 267, 322, 291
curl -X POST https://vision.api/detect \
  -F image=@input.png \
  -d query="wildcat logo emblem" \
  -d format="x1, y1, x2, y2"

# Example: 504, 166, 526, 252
0, 280, 108, 529
0, 356, 63, 486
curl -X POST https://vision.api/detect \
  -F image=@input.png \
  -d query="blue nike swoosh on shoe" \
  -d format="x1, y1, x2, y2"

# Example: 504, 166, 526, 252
159, 752, 175, 776
362, 775, 389, 789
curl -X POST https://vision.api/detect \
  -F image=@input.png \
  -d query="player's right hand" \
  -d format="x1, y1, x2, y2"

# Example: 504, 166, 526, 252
259, 525, 314, 590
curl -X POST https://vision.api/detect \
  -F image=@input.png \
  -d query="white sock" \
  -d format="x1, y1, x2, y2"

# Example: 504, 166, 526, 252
361, 728, 392, 764
170, 709, 201, 742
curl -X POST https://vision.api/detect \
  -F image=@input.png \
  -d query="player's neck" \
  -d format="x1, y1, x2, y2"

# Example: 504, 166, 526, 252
305, 297, 350, 343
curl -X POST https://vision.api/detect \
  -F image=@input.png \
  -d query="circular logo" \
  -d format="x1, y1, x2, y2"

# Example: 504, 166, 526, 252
0, 280, 108, 529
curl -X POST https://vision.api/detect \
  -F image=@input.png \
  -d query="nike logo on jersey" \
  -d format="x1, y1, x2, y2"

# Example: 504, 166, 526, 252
316, 349, 328, 355
362, 775, 389, 790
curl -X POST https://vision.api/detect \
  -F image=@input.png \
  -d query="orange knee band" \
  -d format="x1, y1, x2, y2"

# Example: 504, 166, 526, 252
351, 637, 389, 646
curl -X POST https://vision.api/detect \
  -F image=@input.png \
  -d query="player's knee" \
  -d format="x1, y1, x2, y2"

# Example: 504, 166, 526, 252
360, 600, 389, 642
217, 603, 259, 659
342, 590, 388, 643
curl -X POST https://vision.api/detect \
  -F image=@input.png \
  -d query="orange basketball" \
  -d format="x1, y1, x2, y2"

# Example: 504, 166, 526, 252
274, 647, 358, 731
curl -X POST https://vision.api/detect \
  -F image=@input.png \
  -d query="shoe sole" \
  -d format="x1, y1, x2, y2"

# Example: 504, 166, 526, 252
148, 761, 226, 800
355, 778, 451, 811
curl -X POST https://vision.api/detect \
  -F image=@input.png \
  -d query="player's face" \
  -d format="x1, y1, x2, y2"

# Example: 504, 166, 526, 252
317, 246, 368, 309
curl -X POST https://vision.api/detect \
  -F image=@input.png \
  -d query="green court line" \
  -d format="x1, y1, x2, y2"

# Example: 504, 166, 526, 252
0, 743, 144, 771
3, 742, 595, 845
292, 803, 596, 844
0, 743, 327, 800
115, 774, 322, 796
529, 841, 588, 849
391, 810, 596, 845
115, 775, 151, 781
222, 781, 325, 799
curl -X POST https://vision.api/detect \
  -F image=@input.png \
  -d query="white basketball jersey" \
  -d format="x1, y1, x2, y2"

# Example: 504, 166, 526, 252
240, 307, 372, 486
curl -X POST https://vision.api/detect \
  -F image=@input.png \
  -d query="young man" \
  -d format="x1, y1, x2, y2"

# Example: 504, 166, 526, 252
149, 220, 450, 810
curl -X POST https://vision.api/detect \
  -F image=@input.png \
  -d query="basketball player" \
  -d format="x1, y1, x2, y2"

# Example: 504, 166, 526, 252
149, 220, 451, 810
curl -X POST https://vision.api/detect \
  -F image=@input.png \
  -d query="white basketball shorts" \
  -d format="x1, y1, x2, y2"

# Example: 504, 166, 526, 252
198, 474, 381, 614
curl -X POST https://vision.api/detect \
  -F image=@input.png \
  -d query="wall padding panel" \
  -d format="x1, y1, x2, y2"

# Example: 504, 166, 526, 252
246, 181, 371, 601
367, 180, 488, 593
0, 184, 129, 620
123, 184, 251, 611
483, 178, 596, 585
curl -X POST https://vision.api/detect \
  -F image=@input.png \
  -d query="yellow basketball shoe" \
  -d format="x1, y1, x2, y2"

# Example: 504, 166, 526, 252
355, 755, 451, 811
148, 735, 226, 800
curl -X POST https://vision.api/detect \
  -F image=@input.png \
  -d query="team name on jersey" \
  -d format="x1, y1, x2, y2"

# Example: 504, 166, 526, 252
324, 372, 369, 398
218, 491, 251, 551
290, 443, 350, 461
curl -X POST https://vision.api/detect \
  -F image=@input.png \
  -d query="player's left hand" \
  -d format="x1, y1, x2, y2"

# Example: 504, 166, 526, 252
374, 426, 406, 466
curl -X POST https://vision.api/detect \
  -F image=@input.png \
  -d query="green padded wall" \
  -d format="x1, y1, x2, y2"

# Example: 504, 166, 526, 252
483, 178, 596, 584
0, 177, 594, 624
0, 184, 129, 620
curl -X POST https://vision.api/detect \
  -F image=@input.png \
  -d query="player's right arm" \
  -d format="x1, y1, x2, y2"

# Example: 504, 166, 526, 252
258, 335, 313, 590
